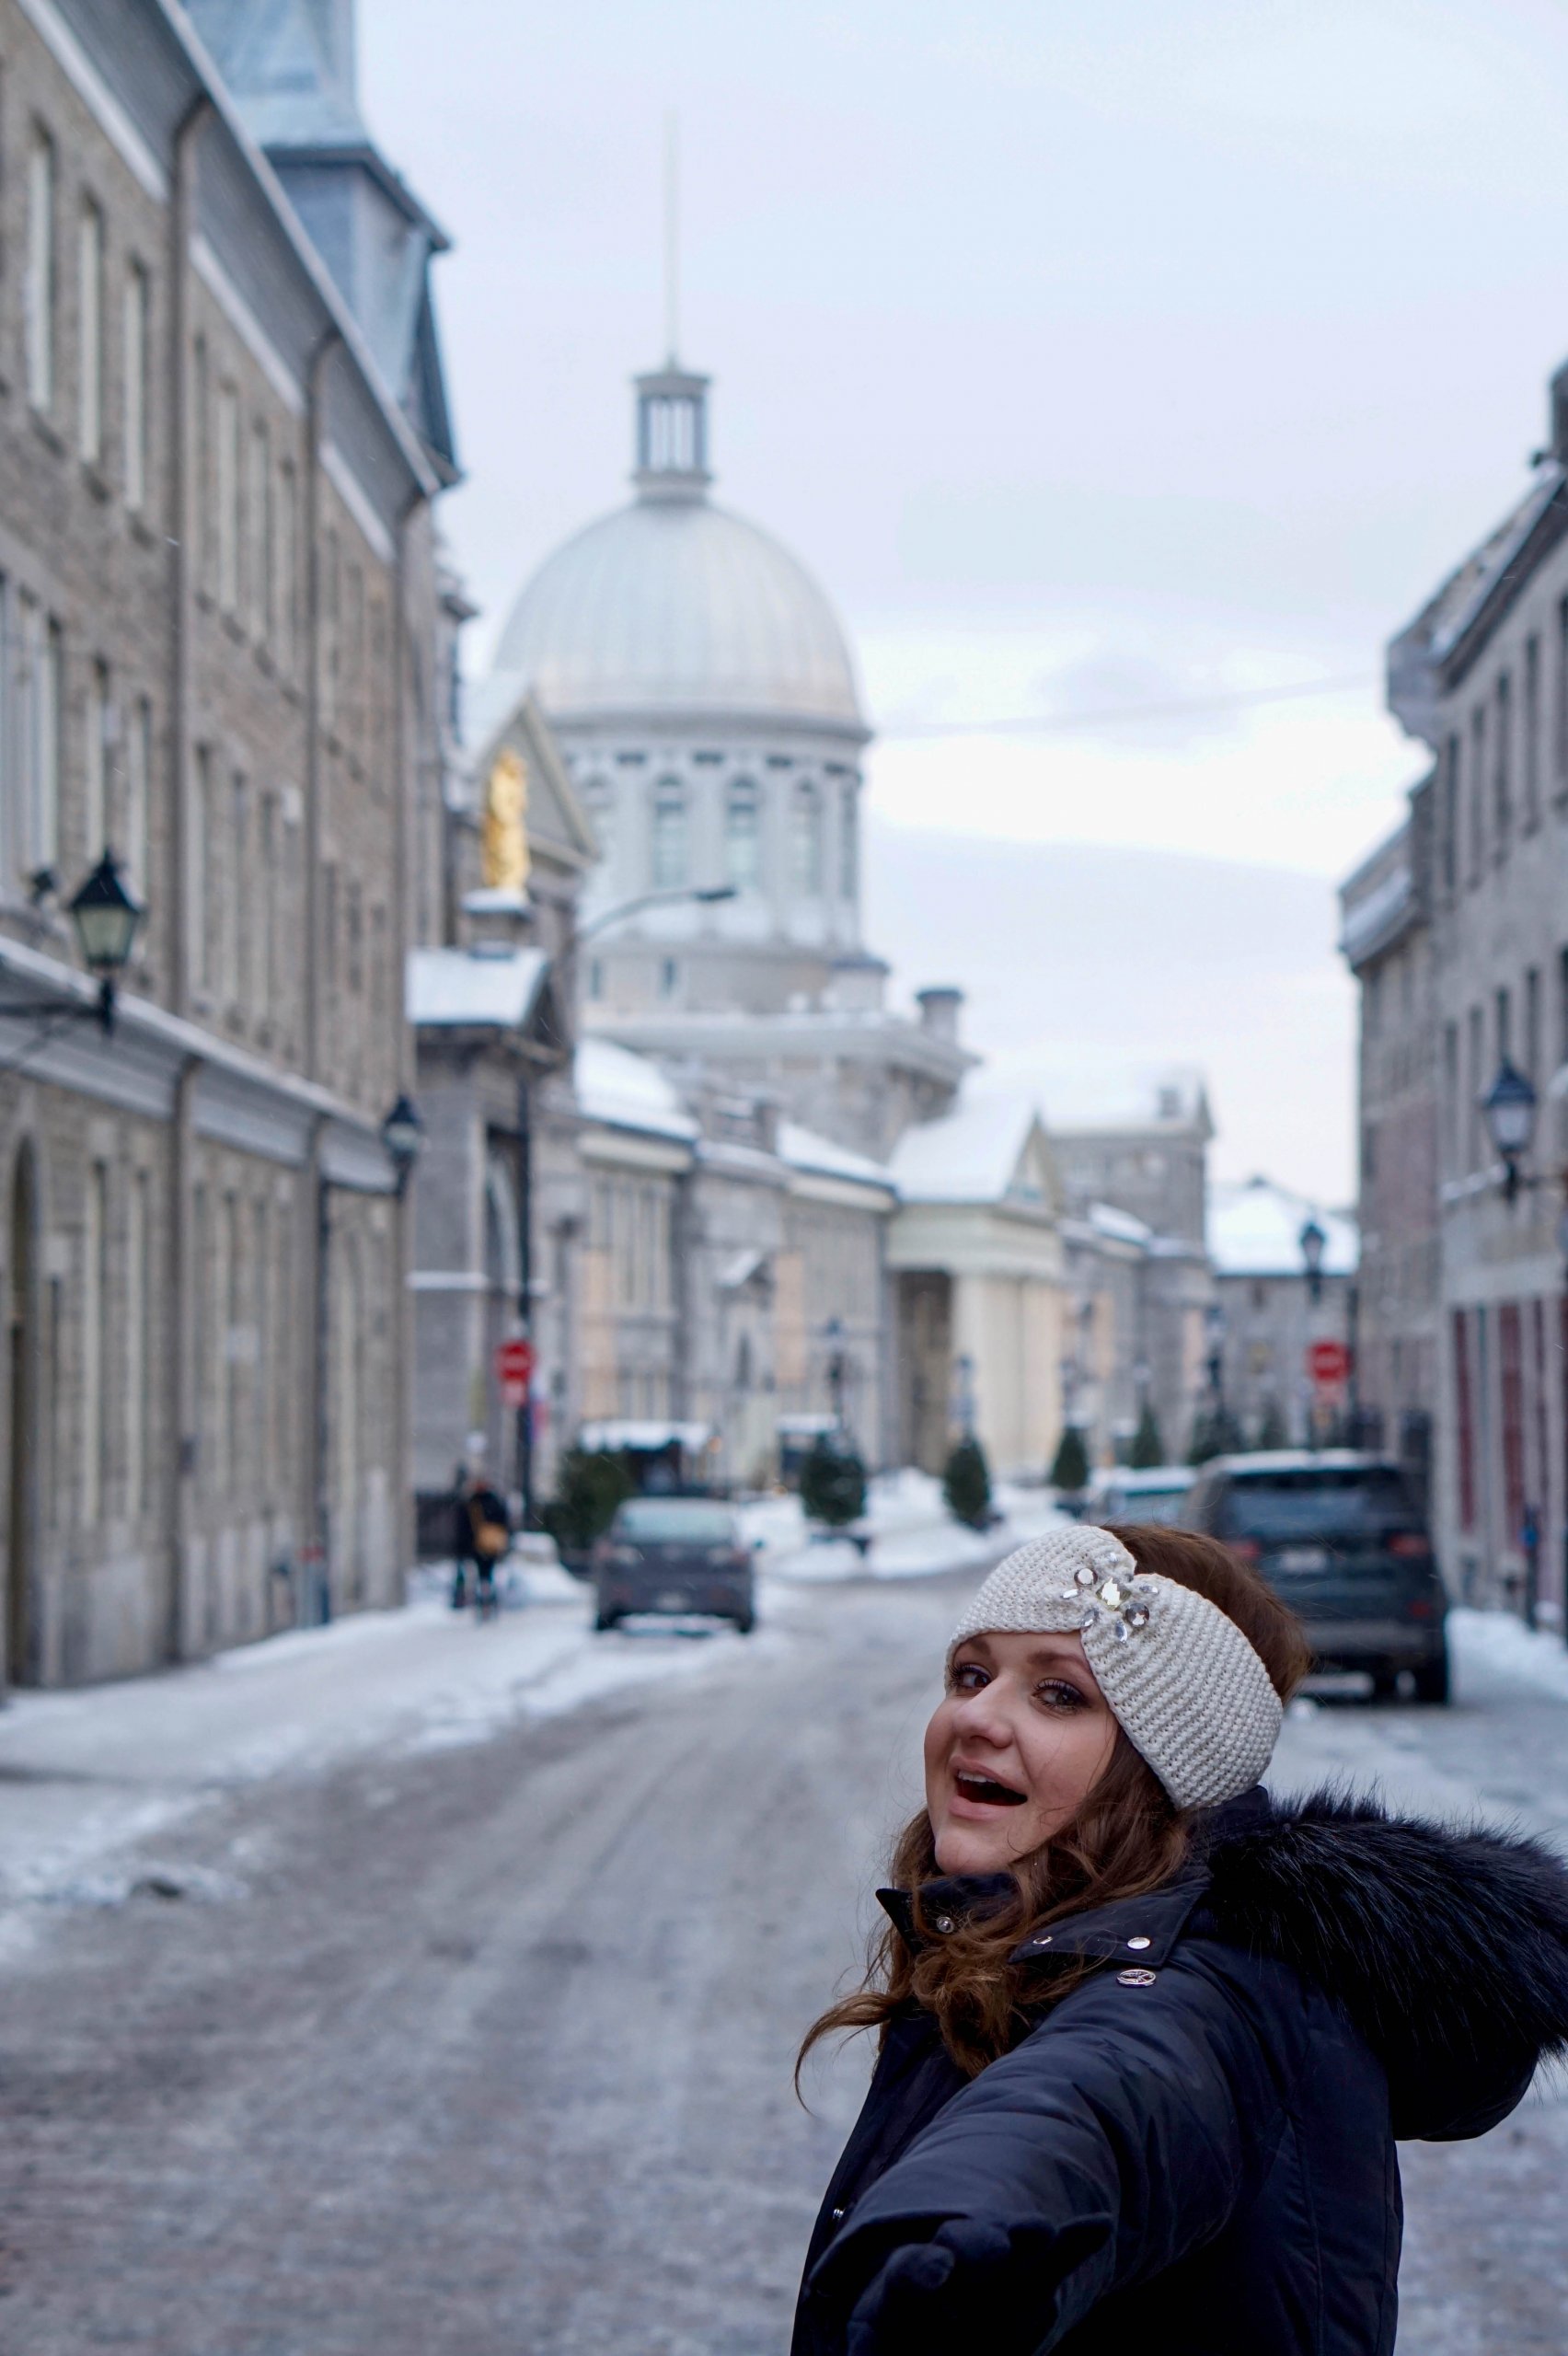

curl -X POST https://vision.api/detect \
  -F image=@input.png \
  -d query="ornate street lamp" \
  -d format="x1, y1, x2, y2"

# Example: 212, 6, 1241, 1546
381, 1093, 424, 1196
1298, 1213, 1327, 1303
1482, 1059, 1539, 1203
67, 849, 144, 1033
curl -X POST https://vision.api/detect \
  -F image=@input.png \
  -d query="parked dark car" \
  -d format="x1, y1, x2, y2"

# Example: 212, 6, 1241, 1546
1182, 1449, 1448, 1702
591, 1497, 756, 1634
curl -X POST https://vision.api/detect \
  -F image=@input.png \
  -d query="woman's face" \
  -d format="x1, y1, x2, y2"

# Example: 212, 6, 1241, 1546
923, 1629, 1120, 1875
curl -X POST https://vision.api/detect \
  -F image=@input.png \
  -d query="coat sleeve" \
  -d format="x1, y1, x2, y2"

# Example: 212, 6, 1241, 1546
803, 1946, 1299, 2356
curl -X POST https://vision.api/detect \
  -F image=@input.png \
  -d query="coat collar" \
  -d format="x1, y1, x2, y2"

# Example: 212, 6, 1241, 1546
876, 1788, 1276, 1968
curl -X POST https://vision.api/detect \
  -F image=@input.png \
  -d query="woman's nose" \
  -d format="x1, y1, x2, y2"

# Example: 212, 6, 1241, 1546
951, 1681, 1011, 1742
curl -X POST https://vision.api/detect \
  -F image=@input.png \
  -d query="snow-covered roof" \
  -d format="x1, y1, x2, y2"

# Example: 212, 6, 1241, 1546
574, 1038, 698, 1141
407, 946, 548, 1030
1209, 1175, 1357, 1277
975, 1057, 1211, 1137
889, 1092, 1044, 1206
778, 1118, 894, 1192
1088, 1201, 1153, 1246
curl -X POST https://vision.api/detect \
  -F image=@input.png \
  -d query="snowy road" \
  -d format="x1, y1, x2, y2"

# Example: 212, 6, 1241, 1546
0, 1571, 1563, 2351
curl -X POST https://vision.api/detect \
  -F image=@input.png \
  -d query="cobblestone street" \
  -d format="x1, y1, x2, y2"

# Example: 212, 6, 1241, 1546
2, 1575, 1566, 2352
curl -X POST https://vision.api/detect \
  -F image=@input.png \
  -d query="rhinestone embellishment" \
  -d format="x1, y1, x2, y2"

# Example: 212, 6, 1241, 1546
1056, 1570, 1157, 1640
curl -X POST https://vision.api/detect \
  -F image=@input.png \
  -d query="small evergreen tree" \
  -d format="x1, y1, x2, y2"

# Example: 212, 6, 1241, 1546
1189, 1406, 1244, 1467
1127, 1403, 1164, 1469
801, 1431, 867, 1528
540, 1448, 633, 1557
942, 1435, 993, 1530
1049, 1425, 1090, 1494
1255, 1398, 1288, 1451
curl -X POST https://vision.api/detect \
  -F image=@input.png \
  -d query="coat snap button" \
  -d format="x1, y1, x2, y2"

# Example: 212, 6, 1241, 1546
831, 2207, 846, 2222
1117, 1967, 1158, 1987
1032, 1933, 1053, 1946
933, 1915, 956, 1934
1126, 1935, 1152, 1950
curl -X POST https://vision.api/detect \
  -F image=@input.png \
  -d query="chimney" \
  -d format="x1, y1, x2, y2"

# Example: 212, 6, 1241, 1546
916, 986, 963, 1044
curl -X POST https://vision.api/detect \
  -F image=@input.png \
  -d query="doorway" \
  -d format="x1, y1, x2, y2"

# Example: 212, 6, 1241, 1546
6, 1147, 37, 1686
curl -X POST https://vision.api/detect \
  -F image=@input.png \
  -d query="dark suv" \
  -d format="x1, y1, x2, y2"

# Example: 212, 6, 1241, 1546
1182, 1450, 1448, 1702
591, 1497, 756, 1634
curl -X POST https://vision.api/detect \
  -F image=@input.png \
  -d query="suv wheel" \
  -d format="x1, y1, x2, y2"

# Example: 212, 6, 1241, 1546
1412, 1654, 1450, 1705
594, 1607, 621, 1634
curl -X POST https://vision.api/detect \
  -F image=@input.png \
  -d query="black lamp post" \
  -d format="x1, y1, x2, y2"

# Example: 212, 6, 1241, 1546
67, 851, 144, 1032
381, 1093, 424, 1196
1482, 1059, 1539, 1203
1298, 1213, 1327, 1304
824, 1314, 847, 1430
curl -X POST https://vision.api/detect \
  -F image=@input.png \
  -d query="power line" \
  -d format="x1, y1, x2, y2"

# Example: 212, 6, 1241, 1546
877, 671, 1378, 742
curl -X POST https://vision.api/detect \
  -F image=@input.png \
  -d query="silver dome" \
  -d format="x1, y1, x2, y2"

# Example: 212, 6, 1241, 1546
492, 494, 865, 733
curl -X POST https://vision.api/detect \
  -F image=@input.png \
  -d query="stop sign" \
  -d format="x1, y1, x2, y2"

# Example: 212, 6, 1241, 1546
494, 1338, 536, 1385
1308, 1340, 1351, 1387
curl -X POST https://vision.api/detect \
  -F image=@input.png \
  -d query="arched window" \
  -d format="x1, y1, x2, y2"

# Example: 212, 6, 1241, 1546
725, 779, 761, 887
790, 780, 823, 895
651, 777, 686, 888
839, 785, 858, 898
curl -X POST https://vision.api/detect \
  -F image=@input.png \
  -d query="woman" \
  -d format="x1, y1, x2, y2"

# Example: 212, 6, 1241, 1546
793, 1522, 1568, 2356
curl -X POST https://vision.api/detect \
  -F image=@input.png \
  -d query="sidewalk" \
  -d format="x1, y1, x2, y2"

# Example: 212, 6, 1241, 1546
0, 1475, 1042, 1946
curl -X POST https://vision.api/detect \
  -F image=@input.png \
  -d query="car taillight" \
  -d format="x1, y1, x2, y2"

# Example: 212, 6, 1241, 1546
1404, 1597, 1436, 1620
1388, 1532, 1431, 1559
1228, 1539, 1262, 1565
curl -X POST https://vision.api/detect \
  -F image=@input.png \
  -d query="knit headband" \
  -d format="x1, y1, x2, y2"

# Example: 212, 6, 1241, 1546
948, 1526, 1283, 1810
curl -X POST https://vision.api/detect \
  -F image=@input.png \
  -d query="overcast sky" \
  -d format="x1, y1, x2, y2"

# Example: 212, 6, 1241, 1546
360, 0, 1568, 1198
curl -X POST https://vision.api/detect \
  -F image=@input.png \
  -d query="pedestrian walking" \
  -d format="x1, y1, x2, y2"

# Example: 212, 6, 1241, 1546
452, 1464, 512, 1616
793, 1522, 1568, 2355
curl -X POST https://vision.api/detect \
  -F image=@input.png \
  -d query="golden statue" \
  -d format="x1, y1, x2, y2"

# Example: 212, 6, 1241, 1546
480, 745, 530, 895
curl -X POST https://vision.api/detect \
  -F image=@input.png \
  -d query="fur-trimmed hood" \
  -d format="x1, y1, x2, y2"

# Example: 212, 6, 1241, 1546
1201, 1786, 1568, 2139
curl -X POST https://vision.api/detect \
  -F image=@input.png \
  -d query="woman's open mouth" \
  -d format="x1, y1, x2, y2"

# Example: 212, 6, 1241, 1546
951, 1767, 1028, 1811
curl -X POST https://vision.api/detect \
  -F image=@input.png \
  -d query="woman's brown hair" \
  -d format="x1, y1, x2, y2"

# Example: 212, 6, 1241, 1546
798, 1525, 1312, 2084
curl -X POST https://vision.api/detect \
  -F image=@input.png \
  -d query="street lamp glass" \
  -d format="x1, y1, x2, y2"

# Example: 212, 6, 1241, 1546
1298, 1216, 1327, 1279
67, 850, 143, 976
1482, 1059, 1538, 1161
381, 1092, 424, 1177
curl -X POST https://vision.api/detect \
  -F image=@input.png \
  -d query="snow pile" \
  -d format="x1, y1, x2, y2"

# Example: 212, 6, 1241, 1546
1449, 1606, 1568, 1705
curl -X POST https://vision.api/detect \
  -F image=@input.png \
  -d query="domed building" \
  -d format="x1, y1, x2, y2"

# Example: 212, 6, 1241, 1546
457, 360, 1069, 1493
478, 364, 967, 1161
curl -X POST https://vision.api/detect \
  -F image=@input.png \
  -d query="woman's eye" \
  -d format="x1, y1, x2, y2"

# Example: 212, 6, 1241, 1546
1036, 1680, 1087, 1711
951, 1662, 988, 1692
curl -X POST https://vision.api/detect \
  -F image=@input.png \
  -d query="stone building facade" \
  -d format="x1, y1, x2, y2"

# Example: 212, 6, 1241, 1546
1208, 1177, 1357, 1449
0, 0, 449, 1686
1338, 797, 1439, 1496
1373, 350, 1568, 1613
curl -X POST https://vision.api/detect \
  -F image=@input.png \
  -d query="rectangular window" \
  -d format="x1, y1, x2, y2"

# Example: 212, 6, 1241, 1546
215, 383, 239, 612
1526, 965, 1541, 1083
1467, 1003, 1483, 1170
230, 772, 248, 1009
275, 462, 296, 671
839, 785, 858, 898
122, 261, 148, 511
1469, 706, 1486, 881
125, 695, 151, 891
1558, 596, 1568, 792
76, 200, 102, 463
259, 792, 276, 1022
724, 779, 760, 887
1443, 1021, 1459, 1172
1524, 635, 1541, 826
1494, 671, 1512, 856
126, 1166, 149, 1521
82, 1161, 108, 1525
190, 744, 211, 994
1454, 1309, 1477, 1533
248, 422, 271, 641
1499, 1302, 1526, 1546
1441, 733, 1458, 895
25, 132, 54, 411
84, 657, 109, 861
1497, 985, 1512, 1071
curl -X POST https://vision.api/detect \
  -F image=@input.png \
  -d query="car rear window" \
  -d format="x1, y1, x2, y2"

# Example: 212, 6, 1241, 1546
1216, 1467, 1419, 1541
614, 1502, 737, 1543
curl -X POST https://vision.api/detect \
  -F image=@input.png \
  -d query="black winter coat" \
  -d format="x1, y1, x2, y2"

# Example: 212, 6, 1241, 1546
793, 1787, 1568, 2356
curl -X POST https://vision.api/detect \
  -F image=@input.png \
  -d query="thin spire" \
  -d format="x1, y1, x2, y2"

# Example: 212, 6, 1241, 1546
663, 110, 680, 366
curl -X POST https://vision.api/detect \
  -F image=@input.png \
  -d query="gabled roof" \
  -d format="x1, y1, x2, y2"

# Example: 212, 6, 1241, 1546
465, 689, 601, 873
889, 1092, 1055, 1209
